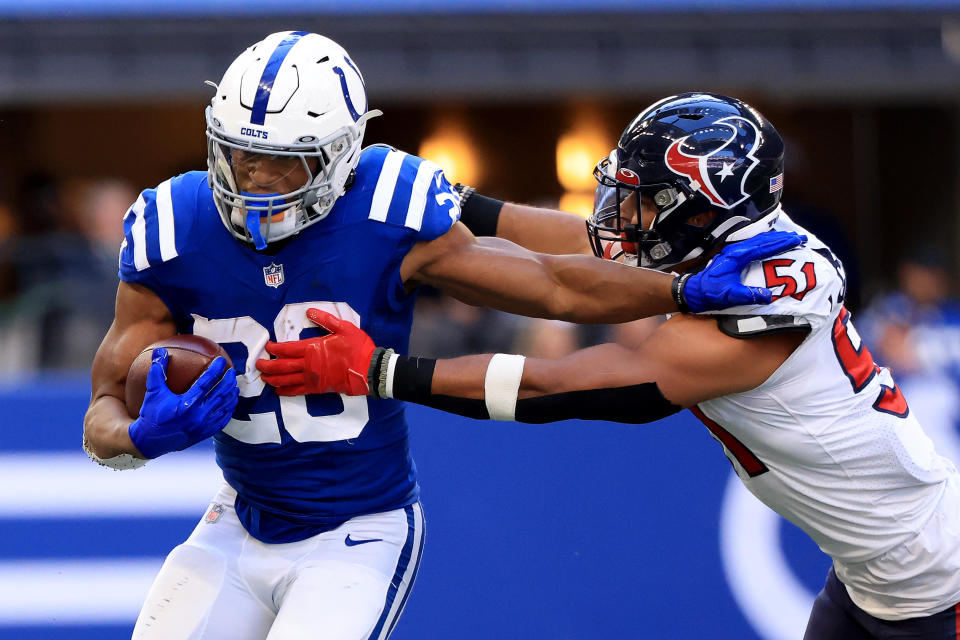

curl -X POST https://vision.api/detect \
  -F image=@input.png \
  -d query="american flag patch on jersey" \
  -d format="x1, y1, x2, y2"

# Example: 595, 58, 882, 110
769, 173, 784, 193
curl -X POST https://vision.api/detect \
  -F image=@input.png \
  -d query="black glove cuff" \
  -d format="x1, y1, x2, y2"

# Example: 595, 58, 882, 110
672, 273, 692, 313
454, 183, 503, 237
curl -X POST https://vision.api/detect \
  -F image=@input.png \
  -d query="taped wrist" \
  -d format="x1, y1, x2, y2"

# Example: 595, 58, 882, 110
455, 183, 503, 237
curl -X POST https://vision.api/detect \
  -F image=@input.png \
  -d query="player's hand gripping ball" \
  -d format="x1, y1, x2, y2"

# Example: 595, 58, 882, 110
125, 335, 239, 459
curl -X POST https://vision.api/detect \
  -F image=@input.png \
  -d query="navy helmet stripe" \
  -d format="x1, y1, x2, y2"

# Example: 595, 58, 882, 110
250, 31, 308, 126
332, 66, 363, 122
344, 56, 364, 87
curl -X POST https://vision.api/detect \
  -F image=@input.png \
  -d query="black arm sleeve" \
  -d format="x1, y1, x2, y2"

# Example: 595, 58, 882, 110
514, 383, 681, 424
388, 351, 681, 425
454, 183, 504, 237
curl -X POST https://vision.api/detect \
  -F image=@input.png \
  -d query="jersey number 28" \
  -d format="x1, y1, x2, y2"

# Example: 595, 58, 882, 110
192, 301, 369, 444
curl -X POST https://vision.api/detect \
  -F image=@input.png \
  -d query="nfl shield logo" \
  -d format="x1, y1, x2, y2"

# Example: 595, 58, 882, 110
205, 503, 224, 524
263, 263, 284, 288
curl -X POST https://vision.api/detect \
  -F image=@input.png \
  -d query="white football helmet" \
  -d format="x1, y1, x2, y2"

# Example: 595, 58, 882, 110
205, 31, 381, 248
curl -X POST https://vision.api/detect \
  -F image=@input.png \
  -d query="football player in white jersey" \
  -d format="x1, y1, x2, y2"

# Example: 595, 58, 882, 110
266, 93, 960, 639
83, 33, 799, 640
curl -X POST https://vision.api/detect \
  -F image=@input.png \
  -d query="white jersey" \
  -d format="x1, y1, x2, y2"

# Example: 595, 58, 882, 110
698, 213, 960, 620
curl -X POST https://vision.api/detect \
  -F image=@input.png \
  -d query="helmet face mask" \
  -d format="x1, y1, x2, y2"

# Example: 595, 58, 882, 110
206, 31, 380, 249
587, 92, 785, 271
589, 157, 706, 268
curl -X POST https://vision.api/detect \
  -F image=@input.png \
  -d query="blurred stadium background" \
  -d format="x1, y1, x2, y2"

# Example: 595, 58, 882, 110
2, 1, 960, 638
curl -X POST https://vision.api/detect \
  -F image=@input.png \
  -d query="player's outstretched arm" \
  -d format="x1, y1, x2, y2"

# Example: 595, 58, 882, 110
454, 185, 591, 256
401, 223, 804, 322
257, 309, 804, 424
83, 282, 238, 467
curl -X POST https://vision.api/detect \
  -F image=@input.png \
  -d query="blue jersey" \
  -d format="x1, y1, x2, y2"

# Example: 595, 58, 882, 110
119, 145, 461, 543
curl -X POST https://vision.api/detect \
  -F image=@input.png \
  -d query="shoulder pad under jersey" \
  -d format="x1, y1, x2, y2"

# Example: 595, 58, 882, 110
118, 171, 209, 281
700, 241, 846, 333
350, 144, 461, 242
716, 314, 812, 339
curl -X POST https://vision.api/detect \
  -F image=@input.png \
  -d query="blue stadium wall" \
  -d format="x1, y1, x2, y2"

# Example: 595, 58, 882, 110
0, 377, 830, 639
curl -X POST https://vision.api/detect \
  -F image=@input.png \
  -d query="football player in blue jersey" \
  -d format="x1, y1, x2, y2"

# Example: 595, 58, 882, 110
82, 33, 801, 640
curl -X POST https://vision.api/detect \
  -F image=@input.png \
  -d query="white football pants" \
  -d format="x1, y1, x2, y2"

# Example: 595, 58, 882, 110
131, 483, 425, 640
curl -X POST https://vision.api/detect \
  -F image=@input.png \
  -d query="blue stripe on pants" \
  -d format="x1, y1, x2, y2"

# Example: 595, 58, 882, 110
368, 503, 423, 640
385, 511, 426, 639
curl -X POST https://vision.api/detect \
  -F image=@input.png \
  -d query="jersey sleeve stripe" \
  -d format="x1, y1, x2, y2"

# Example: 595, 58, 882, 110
369, 150, 404, 222
128, 194, 150, 271
155, 179, 179, 262
404, 159, 440, 232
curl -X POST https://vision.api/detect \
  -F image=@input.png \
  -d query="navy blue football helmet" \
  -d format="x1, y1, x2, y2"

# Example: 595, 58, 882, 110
587, 92, 785, 271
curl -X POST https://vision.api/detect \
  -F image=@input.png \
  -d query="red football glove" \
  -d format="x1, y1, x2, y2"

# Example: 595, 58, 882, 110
256, 308, 376, 397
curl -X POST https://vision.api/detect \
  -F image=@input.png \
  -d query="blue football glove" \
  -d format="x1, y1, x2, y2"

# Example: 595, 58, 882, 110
678, 230, 807, 312
128, 348, 239, 459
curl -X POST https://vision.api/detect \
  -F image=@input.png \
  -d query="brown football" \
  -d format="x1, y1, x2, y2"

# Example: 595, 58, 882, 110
124, 334, 232, 418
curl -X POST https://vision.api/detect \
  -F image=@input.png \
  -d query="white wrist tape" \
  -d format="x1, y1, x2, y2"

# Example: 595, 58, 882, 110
83, 435, 148, 470
484, 354, 526, 421
381, 351, 400, 399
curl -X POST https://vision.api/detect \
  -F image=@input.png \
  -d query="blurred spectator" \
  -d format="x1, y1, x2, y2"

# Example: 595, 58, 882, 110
82, 179, 133, 260
409, 287, 520, 358
0, 201, 19, 300
0, 175, 135, 372
859, 245, 960, 464
513, 318, 579, 359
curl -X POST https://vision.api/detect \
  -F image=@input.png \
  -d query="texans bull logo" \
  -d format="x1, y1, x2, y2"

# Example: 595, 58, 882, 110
664, 116, 760, 210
